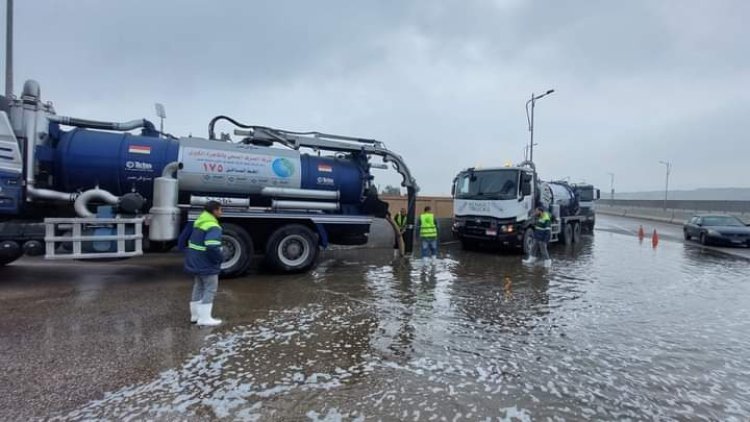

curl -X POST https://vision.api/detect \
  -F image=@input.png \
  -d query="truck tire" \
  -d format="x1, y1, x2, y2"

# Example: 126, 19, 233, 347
265, 224, 319, 273
562, 223, 573, 245
220, 223, 254, 278
572, 222, 582, 243
0, 241, 23, 267
523, 228, 534, 256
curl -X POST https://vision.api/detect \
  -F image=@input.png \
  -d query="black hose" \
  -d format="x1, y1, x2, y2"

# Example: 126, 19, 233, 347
208, 115, 256, 140
405, 186, 417, 254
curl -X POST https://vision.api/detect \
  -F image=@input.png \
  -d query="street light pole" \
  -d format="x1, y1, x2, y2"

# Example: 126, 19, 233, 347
659, 161, 671, 210
525, 89, 555, 164
5, 0, 13, 98
607, 172, 615, 202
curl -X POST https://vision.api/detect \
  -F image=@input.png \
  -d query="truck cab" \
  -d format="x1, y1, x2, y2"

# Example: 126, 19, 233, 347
571, 183, 600, 233
451, 166, 536, 252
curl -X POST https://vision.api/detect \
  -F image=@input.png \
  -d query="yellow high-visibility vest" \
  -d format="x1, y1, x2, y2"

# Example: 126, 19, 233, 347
420, 212, 437, 239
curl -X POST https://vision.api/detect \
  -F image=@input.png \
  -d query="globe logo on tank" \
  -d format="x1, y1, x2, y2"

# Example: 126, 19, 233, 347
272, 158, 295, 178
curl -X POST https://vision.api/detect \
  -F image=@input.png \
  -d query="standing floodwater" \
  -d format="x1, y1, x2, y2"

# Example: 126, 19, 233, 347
8, 225, 750, 421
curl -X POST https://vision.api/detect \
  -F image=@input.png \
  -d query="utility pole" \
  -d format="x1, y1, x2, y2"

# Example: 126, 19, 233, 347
155, 103, 166, 135
525, 89, 554, 164
659, 161, 671, 210
607, 172, 615, 202
5, 0, 13, 98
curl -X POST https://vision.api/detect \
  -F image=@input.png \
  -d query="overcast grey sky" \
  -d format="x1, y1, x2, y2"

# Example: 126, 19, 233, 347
3, 0, 749, 195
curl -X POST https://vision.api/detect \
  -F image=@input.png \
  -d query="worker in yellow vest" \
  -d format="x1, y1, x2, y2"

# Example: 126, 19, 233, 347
417, 206, 439, 262
394, 208, 407, 234
523, 206, 552, 268
394, 207, 408, 250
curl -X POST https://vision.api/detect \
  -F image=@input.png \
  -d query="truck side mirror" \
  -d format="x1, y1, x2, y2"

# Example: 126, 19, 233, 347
451, 178, 457, 197
596, 189, 601, 199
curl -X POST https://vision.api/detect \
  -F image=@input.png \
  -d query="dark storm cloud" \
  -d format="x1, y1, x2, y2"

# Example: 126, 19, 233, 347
3, 0, 748, 194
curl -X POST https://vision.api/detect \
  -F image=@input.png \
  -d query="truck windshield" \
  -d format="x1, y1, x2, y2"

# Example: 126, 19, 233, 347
455, 170, 519, 200
578, 187, 595, 201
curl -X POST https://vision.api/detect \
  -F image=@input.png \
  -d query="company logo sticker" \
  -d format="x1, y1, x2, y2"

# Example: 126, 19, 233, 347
125, 161, 154, 172
272, 158, 295, 178
317, 164, 333, 173
317, 176, 334, 186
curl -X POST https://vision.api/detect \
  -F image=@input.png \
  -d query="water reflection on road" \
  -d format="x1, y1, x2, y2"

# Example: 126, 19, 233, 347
55, 230, 750, 421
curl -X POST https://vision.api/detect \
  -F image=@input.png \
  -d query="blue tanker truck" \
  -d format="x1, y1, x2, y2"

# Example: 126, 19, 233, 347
0, 80, 418, 277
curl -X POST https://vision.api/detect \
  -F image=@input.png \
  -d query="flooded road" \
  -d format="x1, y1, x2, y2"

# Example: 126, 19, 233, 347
2, 216, 750, 421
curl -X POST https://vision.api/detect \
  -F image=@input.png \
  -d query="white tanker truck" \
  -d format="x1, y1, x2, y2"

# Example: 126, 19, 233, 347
0, 80, 418, 277
450, 161, 591, 254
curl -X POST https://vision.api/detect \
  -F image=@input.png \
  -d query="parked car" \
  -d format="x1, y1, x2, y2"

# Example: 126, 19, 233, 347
683, 214, 750, 247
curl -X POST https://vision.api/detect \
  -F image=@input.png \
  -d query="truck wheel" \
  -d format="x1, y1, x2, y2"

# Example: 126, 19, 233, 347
0, 241, 23, 267
220, 223, 254, 278
266, 224, 319, 273
523, 228, 534, 255
572, 223, 582, 243
562, 223, 573, 245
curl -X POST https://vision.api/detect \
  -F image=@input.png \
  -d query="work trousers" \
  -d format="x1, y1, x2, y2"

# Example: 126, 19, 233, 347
529, 238, 550, 261
421, 238, 438, 258
191, 274, 219, 304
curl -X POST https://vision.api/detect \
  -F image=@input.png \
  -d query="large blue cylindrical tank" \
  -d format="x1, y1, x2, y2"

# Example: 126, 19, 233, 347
300, 155, 366, 204
54, 128, 179, 198
54, 129, 367, 205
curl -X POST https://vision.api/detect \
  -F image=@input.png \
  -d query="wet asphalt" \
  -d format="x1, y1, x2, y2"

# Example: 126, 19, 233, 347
1, 215, 749, 421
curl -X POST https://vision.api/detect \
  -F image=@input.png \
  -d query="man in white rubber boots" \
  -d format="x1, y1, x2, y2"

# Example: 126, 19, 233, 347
523, 206, 552, 268
184, 201, 224, 326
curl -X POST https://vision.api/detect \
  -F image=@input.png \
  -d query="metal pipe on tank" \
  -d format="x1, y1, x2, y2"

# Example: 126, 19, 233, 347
18, 81, 74, 203
190, 196, 250, 207
48, 115, 154, 132
161, 161, 182, 178
26, 187, 77, 202
272, 200, 340, 211
74, 187, 120, 218
261, 187, 339, 200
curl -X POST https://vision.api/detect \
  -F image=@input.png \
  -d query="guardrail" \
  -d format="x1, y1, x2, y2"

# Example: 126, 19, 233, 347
597, 199, 750, 214
596, 200, 750, 225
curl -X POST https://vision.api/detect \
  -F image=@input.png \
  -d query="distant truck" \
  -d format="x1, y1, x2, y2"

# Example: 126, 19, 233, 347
570, 183, 600, 233
450, 162, 595, 254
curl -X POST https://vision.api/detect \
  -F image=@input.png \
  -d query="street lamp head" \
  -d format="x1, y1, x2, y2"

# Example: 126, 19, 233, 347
546, 89, 554, 95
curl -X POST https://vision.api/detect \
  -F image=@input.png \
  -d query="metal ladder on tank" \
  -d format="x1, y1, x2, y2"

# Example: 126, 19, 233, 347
43, 217, 145, 260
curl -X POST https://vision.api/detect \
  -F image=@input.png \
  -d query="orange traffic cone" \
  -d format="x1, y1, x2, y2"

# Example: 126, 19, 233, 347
652, 229, 659, 248
638, 225, 645, 240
